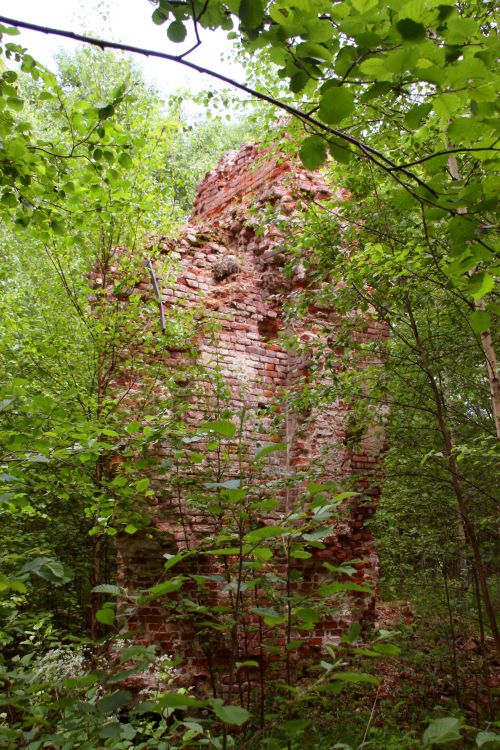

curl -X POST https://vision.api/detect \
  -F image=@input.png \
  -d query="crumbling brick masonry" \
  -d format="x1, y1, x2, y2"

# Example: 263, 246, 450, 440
113, 143, 385, 696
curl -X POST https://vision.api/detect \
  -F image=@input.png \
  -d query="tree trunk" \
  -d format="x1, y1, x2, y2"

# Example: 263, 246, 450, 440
447, 154, 500, 439
405, 294, 500, 657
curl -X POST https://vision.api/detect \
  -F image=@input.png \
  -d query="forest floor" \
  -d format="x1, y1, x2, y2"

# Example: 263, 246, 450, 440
326, 599, 500, 749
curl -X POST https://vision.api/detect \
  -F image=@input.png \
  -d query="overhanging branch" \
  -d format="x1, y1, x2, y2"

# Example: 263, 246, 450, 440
0, 14, 487, 205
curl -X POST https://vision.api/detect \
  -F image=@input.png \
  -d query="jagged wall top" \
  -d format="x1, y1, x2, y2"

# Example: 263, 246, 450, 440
191, 142, 333, 221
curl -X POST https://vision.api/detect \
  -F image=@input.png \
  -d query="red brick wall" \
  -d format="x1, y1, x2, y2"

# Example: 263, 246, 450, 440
113, 143, 385, 695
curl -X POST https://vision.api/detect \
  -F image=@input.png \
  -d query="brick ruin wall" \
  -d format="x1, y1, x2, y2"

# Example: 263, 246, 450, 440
111, 143, 386, 694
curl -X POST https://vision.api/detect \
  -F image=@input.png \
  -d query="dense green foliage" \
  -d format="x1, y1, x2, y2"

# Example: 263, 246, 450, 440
0, 1, 498, 748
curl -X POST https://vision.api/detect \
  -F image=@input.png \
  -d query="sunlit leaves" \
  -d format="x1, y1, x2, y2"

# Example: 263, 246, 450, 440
469, 273, 494, 301
433, 92, 462, 120
318, 87, 354, 125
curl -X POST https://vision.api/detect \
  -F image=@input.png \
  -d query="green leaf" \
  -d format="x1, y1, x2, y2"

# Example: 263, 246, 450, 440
96, 607, 115, 625
167, 21, 187, 43
0, 25, 21, 35
296, 607, 320, 623
204, 479, 241, 489
6, 96, 24, 111
254, 442, 287, 460
253, 547, 273, 561
290, 547, 312, 559
445, 16, 478, 44
21, 557, 73, 585
331, 672, 379, 685
476, 731, 500, 748
323, 562, 358, 575
283, 719, 310, 736
99, 720, 136, 740
290, 71, 310, 93
239, 0, 264, 30
329, 137, 352, 164
422, 717, 462, 746
63, 673, 99, 689
300, 135, 328, 170
152, 7, 168, 25
99, 722, 122, 739
50, 219, 65, 235
212, 702, 251, 725
358, 57, 389, 78
468, 273, 494, 300
251, 606, 287, 625
331, 491, 359, 502
9, 578, 27, 593
163, 552, 191, 570
433, 93, 462, 120
404, 103, 433, 129
120, 723, 137, 741
148, 577, 185, 597
120, 645, 157, 663
98, 107, 115, 121
470, 310, 491, 334
92, 584, 122, 595
372, 643, 400, 656
343, 622, 361, 643
448, 117, 485, 143
303, 525, 333, 542
396, 18, 426, 41
156, 692, 205, 709
205, 547, 241, 555
98, 690, 132, 714
202, 419, 236, 438
318, 87, 355, 124
245, 525, 288, 542
118, 152, 134, 168
1, 192, 17, 208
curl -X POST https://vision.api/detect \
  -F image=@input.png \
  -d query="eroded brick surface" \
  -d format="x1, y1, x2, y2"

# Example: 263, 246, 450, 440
113, 143, 385, 695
